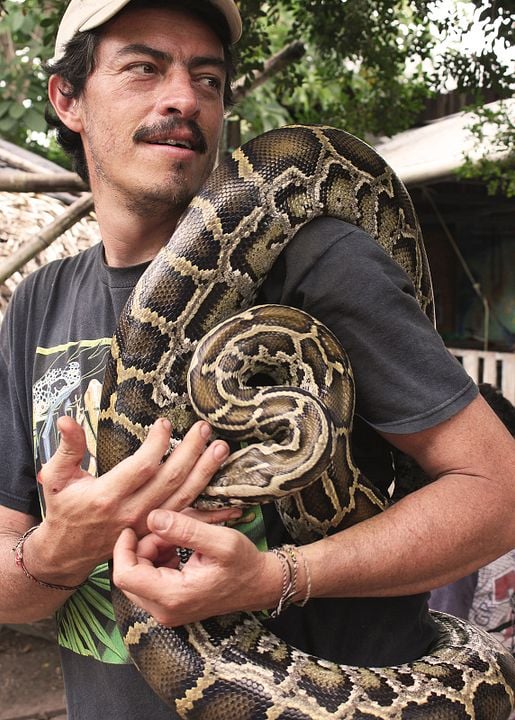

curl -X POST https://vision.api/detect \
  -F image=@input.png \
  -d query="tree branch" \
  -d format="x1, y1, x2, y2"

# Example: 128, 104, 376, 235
232, 40, 305, 104
0, 25, 15, 64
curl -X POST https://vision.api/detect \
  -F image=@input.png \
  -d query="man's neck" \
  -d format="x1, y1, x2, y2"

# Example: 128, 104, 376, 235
94, 198, 182, 268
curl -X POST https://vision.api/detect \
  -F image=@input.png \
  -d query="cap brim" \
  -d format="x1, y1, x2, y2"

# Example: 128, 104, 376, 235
79, 1, 134, 32
210, 0, 242, 43
54, 0, 242, 61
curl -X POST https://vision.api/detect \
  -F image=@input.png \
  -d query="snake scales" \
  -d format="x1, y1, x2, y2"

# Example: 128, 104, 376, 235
97, 125, 515, 719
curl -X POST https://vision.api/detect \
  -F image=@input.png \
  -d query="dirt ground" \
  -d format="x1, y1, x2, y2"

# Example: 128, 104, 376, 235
0, 623, 66, 720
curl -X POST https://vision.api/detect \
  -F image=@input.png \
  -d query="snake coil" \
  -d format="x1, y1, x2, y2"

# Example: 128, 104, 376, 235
97, 125, 515, 719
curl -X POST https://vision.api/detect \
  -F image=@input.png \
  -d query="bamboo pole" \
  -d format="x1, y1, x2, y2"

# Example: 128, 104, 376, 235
0, 170, 88, 192
0, 146, 57, 174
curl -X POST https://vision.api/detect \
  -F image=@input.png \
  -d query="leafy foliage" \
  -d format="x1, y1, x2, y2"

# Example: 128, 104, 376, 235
234, 0, 436, 139
456, 101, 515, 196
430, 0, 513, 96
0, 1, 65, 141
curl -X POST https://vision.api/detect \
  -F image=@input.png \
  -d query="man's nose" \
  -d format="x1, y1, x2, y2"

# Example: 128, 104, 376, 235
156, 70, 200, 118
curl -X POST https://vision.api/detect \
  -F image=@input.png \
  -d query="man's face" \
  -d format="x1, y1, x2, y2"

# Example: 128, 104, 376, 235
72, 6, 226, 216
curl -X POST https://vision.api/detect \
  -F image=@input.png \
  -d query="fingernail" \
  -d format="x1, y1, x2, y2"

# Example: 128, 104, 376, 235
152, 509, 171, 531
159, 418, 171, 432
213, 442, 229, 461
199, 422, 212, 440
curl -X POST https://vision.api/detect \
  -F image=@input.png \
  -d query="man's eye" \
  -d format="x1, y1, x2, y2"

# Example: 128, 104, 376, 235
129, 63, 156, 75
199, 76, 222, 91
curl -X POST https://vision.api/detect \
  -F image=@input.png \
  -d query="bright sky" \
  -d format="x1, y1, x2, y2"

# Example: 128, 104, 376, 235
429, 0, 513, 64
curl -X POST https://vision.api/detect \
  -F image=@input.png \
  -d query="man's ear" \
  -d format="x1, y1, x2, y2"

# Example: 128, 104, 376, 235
48, 75, 83, 133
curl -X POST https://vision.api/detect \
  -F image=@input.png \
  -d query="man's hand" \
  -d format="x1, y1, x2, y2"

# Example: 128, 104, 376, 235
112, 508, 283, 626
32, 416, 237, 585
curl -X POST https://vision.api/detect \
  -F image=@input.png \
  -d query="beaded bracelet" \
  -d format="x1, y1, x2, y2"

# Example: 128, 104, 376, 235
12, 525, 86, 592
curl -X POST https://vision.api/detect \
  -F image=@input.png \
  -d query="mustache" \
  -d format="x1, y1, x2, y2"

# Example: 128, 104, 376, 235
133, 118, 207, 153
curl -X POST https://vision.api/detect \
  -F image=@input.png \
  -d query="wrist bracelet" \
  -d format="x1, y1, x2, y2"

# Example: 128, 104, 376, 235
293, 546, 312, 607
12, 525, 86, 592
283, 544, 312, 607
268, 544, 313, 617
269, 547, 296, 618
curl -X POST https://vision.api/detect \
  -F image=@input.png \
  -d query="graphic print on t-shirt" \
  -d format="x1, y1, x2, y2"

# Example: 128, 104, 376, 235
33, 338, 131, 664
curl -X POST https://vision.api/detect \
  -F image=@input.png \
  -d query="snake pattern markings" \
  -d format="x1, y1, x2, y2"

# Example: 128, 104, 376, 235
97, 125, 515, 719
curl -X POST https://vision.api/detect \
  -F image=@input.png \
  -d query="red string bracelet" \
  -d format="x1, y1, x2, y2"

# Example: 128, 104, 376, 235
12, 525, 86, 592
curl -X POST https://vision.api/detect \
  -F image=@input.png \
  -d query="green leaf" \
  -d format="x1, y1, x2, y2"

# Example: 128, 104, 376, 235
0, 116, 16, 133
8, 102, 25, 119
10, 9, 26, 34
72, 592, 125, 655
24, 106, 47, 132
56, 563, 130, 663
21, 13, 38, 35
80, 582, 117, 620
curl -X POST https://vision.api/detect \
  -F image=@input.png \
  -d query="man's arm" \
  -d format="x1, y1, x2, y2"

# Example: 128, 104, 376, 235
310, 392, 514, 597
0, 505, 70, 623
112, 393, 515, 625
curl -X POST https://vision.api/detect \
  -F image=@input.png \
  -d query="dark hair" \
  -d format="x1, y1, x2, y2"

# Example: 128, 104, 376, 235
43, 0, 236, 182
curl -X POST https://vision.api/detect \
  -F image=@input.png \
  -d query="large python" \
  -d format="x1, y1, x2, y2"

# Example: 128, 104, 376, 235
97, 125, 515, 719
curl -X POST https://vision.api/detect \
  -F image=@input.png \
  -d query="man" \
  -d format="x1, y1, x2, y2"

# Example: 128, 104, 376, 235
0, 1, 243, 717
0, 1, 513, 718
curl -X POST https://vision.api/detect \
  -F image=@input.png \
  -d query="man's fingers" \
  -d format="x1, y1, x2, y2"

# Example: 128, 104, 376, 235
147, 509, 239, 562
72, 420, 230, 540
181, 506, 243, 525
39, 416, 87, 493
102, 418, 176, 498
54, 416, 87, 462
113, 527, 139, 570
113, 528, 157, 571
111, 419, 210, 491
112, 528, 177, 597
135, 507, 242, 567
120, 418, 171, 475
113, 511, 259, 627
135, 532, 180, 567
157, 430, 230, 510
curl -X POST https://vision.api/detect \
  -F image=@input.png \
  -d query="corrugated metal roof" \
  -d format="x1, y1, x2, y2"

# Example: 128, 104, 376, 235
375, 99, 514, 185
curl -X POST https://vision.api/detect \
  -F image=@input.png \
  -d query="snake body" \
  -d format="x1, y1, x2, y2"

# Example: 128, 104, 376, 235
97, 125, 515, 718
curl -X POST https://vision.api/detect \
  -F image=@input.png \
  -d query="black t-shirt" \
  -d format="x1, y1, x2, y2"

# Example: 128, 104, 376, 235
0, 218, 477, 719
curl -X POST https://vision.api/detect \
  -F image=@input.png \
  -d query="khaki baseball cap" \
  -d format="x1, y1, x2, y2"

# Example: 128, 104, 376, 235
53, 0, 242, 61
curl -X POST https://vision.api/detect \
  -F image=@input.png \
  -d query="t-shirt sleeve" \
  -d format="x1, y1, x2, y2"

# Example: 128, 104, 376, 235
0, 285, 41, 517
259, 216, 477, 434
